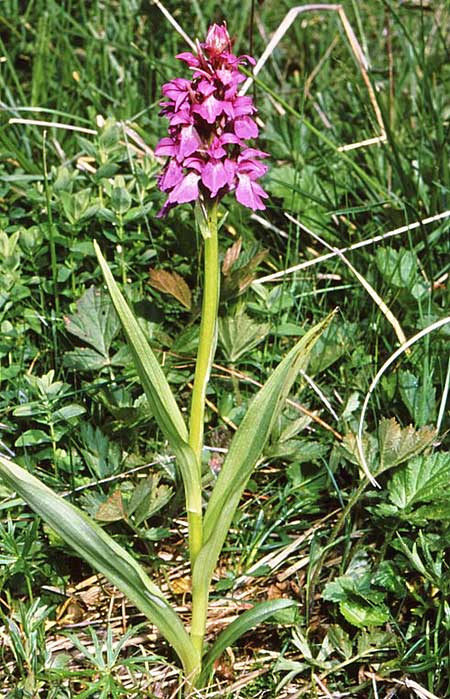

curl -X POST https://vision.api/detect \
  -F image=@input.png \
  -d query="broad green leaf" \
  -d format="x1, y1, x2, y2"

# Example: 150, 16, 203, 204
200, 599, 296, 683
308, 321, 356, 375
80, 424, 122, 479
388, 452, 450, 511
0, 455, 198, 677
64, 346, 114, 371
111, 185, 132, 214
94, 241, 200, 516
64, 286, 120, 360
193, 314, 333, 612
127, 476, 173, 526
15, 429, 52, 447
339, 600, 389, 629
52, 404, 86, 422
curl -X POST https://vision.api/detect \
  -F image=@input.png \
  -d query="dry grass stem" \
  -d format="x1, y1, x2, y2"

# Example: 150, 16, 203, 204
254, 210, 450, 284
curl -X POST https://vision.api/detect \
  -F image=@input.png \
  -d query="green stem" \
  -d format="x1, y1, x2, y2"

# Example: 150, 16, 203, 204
189, 201, 220, 663
189, 204, 219, 466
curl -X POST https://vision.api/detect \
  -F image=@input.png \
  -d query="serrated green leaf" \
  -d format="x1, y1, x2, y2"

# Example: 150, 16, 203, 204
0, 455, 198, 675
326, 625, 353, 660
64, 286, 120, 360
127, 476, 173, 526
398, 370, 436, 426
200, 599, 296, 683
64, 347, 112, 371
388, 453, 450, 510
218, 313, 269, 363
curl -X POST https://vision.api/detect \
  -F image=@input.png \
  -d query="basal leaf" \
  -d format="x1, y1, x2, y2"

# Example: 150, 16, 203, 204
200, 599, 296, 683
0, 455, 198, 677
339, 600, 389, 629
94, 242, 200, 516
192, 314, 333, 615
95, 490, 126, 522
218, 313, 270, 363
398, 370, 436, 426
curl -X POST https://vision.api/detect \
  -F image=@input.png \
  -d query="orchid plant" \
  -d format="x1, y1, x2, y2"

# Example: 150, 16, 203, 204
0, 24, 331, 695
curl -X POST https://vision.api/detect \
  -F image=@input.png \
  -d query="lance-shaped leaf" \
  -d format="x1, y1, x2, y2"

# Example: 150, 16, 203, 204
94, 241, 200, 515
192, 314, 334, 612
200, 599, 296, 683
0, 455, 199, 677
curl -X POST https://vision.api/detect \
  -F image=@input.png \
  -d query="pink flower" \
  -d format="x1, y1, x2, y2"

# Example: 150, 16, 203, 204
156, 22, 268, 216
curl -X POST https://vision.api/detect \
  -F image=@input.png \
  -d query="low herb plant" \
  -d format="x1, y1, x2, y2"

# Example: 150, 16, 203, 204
0, 24, 330, 693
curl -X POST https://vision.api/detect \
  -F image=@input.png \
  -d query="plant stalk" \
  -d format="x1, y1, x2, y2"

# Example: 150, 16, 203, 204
189, 201, 220, 663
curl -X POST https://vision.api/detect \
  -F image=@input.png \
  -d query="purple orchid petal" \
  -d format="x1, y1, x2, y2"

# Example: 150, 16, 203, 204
201, 159, 229, 196
232, 96, 255, 117
238, 160, 268, 179
162, 78, 191, 110
236, 174, 268, 210
234, 116, 259, 139
176, 52, 200, 68
183, 156, 204, 173
158, 160, 184, 191
204, 23, 232, 56
168, 107, 194, 126
178, 125, 202, 159
239, 147, 270, 160
168, 172, 200, 204
197, 78, 216, 97
193, 94, 224, 124
155, 137, 179, 157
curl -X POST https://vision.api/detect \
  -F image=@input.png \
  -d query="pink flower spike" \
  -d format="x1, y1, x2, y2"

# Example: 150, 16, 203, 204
156, 22, 268, 215
168, 172, 200, 204
236, 174, 268, 210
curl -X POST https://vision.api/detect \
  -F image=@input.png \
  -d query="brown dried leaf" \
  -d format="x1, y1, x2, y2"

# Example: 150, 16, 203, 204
222, 238, 242, 277
95, 490, 126, 522
148, 269, 192, 310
